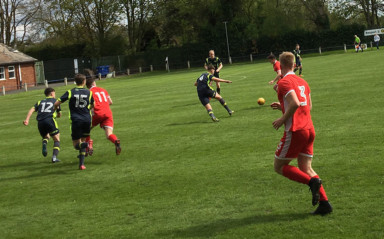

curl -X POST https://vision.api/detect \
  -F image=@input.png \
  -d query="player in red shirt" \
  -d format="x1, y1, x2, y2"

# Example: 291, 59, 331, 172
267, 53, 282, 91
85, 78, 121, 155
270, 52, 332, 215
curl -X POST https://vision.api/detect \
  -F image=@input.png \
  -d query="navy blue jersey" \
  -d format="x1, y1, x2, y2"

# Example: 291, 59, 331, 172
196, 73, 214, 91
205, 57, 222, 70
293, 49, 301, 61
34, 97, 61, 121
59, 87, 94, 122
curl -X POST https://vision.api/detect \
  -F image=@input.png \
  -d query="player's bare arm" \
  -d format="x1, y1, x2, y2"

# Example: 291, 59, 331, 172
23, 107, 35, 126
270, 102, 282, 111
269, 70, 282, 85
272, 91, 300, 130
217, 63, 223, 72
108, 96, 113, 105
54, 100, 62, 110
212, 77, 232, 83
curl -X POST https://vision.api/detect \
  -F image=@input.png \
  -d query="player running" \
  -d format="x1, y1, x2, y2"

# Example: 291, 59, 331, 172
270, 52, 332, 215
267, 53, 282, 91
85, 77, 121, 155
293, 44, 303, 76
23, 87, 61, 163
204, 50, 223, 94
54, 74, 94, 170
354, 35, 363, 53
195, 64, 233, 122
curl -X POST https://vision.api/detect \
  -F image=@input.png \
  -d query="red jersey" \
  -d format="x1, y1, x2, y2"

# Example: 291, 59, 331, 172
277, 72, 313, 132
90, 86, 112, 116
273, 60, 281, 73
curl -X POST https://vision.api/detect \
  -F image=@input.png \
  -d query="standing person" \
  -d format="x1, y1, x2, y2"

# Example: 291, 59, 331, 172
354, 35, 363, 53
85, 77, 121, 156
267, 53, 282, 91
23, 88, 61, 163
54, 74, 94, 170
293, 44, 303, 77
204, 50, 223, 94
270, 52, 332, 215
374, 34, 380, 50
195, 64, 233, 122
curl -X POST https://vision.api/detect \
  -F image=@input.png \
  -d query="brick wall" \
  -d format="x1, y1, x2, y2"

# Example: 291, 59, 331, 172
0, 62, 36, 91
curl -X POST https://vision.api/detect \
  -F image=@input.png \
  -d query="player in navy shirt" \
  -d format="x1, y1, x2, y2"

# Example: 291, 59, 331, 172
195, 64, 233, 122
23, 87, 61, 163
204, 50, 223, 94
55, 74, 94, 170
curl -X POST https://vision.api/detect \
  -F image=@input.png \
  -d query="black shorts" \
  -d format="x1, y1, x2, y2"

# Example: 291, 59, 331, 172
295, 60, 302, 67
71, 121, 91, 140
38, 118, 59, 138
214, 71, 219, 78
197, 88, 216, 106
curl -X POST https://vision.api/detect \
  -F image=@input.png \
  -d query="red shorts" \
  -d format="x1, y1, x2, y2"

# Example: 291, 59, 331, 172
92, 113, 114, 129
275, 128, 315, 160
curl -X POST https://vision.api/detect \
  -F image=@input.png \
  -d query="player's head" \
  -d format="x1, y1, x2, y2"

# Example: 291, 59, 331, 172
267, 52, 276, 64
209, 50, 215, 58
44, 87, 55, 97
74, 74, 86, 86
279, 52, 295, 70
296, 44, 300, 49
207, 64, 215, 72
86, 77, 96, 89
354, 35, 357, 38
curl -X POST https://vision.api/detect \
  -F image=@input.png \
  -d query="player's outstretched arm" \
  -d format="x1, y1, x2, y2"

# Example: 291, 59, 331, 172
54, 100, 62, 110
212, 77, 232, 83
270, 102, 282, 111
269, 70, 282, 85
23, 107, 35, 126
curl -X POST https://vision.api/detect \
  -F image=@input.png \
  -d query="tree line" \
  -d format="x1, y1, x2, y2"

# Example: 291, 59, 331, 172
0, 0, 383, 60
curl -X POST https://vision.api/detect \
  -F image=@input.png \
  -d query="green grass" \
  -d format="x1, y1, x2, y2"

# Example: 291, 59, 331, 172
1, 50, 383, 238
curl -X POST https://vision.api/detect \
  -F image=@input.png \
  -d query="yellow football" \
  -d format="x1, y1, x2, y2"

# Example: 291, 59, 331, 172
257, 97, 265, 105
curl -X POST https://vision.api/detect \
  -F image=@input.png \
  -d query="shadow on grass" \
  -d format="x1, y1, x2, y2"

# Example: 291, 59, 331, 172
159, 212, 310, 238
172, 102, 198, 108
166, 121, 212, 126
241, 105, 269, 111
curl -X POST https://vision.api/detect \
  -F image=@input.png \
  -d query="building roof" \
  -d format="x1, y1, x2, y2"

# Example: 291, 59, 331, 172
0, 43, 37, 65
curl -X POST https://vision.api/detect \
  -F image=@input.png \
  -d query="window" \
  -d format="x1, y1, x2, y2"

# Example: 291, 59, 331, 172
8, 66, 15, 79
0, 67, 5, 80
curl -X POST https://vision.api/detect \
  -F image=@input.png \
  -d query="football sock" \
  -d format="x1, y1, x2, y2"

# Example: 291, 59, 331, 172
85, 136, 91, 142
299, 68, 302, 75
75, 143, 81, 150
42, 138, 48, 145
313, 175, 328, 201
282, 165, 311, 184
219, 98, 230, 112
108, 134, 118, 144
53, 141, 60, 157
216, 88, 221, 94
207, 109, 216, 118
294, 68, 298, 72
78, 142, 88, 166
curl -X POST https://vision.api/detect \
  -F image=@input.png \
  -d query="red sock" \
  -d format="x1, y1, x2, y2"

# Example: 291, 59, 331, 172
108, 134, 117, 143
85, 136, 91, 142
282, 165, 311, 185
313, 175, 328, 201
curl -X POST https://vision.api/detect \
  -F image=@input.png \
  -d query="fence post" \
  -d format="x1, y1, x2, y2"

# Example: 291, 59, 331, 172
250, 54, 253, 62
229, 57, 232, 64
64, 77, 68, 86
24, 83, 28, 92
112, 71, 116, 78
166, 63, 170, 72
98, 73, 101, 80
187, 61, 190, 69
45, 80, 48, 88
344, 44, 347, 52
127, 69, 130, 75
150, 65, 153, 72
319, 47, 322, 54
370, 41, 372, 50
139, 67, 142, 73
2, 86, 5, 95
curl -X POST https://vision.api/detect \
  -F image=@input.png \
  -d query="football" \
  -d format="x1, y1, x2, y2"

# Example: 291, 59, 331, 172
257, 97, 265, 105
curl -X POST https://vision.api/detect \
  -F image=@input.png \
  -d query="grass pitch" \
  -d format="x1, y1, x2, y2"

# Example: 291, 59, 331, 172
0, 50, 383, 238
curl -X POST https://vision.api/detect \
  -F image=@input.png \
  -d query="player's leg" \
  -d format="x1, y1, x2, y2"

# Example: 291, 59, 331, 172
72, 122, 89, 170
204, 103, 219, 122
86, 117, 99, 156
199, 91, 219, 122
104, 126, 121, 155
42, 135, 49, 157
51, 133, 61, 163
38, 121, 50, 157
214, 93, 233, 116
215, 81, 221, 95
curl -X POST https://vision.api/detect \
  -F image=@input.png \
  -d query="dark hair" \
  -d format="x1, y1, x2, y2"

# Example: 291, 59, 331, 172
267, 52, 276, 60
74, 74, 86, 85
86, 77, 95, 89
207, 64, 215, 71
44, 87, 55, 96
